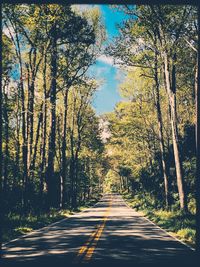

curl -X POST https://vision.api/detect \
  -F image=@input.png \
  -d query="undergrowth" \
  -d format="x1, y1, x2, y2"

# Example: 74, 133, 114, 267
122, 192, 195, 248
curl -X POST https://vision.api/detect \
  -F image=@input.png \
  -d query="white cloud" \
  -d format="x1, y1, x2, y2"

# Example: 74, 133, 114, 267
97, 55, 115, 66
97, 55, 124, 67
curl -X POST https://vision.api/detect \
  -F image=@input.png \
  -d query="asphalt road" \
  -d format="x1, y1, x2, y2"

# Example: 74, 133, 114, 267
0, 194, 197, 267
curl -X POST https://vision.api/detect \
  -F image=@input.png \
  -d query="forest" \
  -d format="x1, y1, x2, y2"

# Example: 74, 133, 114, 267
0, 4, 199, 252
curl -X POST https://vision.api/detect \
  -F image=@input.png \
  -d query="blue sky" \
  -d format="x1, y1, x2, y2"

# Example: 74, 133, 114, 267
100, 5, 127, 40
90, 59, 125, 115
89, 5, 128, 115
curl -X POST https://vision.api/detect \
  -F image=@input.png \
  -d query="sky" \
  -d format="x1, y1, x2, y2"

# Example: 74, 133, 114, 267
88, 5, 128, 115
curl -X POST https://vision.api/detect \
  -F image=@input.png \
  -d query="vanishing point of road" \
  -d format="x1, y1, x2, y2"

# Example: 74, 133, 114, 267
1, 194, 197, 267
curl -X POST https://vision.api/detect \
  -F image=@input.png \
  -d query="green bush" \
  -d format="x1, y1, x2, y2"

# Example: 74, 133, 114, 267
188, 197, 196, 214
176, 228, 195, 244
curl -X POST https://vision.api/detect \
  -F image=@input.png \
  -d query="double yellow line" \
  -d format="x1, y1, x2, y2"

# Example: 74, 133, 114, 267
73, 198, 112, 264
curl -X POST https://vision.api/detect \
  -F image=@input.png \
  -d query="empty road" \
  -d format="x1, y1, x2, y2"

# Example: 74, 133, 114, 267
1, 194, 197, 267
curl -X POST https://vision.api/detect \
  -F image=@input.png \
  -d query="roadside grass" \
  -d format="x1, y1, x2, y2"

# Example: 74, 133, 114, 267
2, 209, 73, 243
3, 196, 100, 244
122, 192, 195, 248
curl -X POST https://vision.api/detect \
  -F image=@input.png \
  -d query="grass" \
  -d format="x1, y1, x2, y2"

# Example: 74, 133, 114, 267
2, 209, 73, 243
2, 196, 100, 243
122, 192, 196, 248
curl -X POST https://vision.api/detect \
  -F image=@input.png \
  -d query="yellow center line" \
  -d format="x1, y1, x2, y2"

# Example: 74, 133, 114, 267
82, 207, 110, 262
76, 224, 101, 256
73, 198, 112, 264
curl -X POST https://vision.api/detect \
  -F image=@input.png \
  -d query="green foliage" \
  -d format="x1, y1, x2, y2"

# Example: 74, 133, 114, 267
176, 228, 195, 245
103, 170, 120, 193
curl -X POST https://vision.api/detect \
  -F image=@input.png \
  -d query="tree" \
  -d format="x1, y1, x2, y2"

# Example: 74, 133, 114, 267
57, 7, 104, 208
106, 5, 197, 211
67, 80, 98, 209
1, 3, 106, 215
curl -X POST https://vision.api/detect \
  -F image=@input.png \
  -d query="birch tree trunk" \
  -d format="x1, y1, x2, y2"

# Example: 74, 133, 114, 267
39, 52, 48, 209
60, 88, 69, 208
153, 47, 169, 209
46, 24, 57, 209
163, 51, 187, 211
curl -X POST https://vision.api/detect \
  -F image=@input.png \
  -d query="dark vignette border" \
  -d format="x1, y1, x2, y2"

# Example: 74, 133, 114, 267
0, 0, 199, 258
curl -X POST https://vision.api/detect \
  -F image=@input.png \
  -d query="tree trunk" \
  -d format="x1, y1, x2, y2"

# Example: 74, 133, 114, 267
153, 48, 169, 209
69, 130, 77, 210
18, 45, 28, 213
32, 105, 43, 173
61, 88, 69, 208
14, 86, 21, 188
69, 156, 76, 209
39, 52, 48, 209
3, 84, 9, 195
27, 49, 37, 183
69, 94, 77, 210
46, 24, 57, 209
163, 51, 187, 211
73, 135, 81, 207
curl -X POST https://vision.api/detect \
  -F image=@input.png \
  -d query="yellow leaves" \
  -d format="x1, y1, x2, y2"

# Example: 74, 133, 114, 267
47, 4, 62, 20
119, 67, 153, 100
130, 22, 145, 38
83, 7, 101, 22
32, 6, 40, 20
24, 4, 64, 30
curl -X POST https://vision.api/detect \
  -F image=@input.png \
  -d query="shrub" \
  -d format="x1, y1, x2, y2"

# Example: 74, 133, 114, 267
176, 228, 195, 244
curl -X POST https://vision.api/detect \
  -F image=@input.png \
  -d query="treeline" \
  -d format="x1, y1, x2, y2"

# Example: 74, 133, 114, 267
105, 5, 197, 212
1, 4, 106, 215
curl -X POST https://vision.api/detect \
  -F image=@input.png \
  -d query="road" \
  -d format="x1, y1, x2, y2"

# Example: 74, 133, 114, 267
1, 194, 197, 267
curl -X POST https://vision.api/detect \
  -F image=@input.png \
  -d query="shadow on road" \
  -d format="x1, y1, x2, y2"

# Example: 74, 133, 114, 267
0, 195, 198, 267
0, 254, 198, 267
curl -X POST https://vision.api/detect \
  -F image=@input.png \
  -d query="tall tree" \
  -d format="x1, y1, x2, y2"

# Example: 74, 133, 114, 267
106, 5, 197, 211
